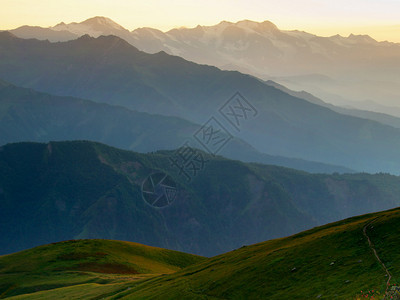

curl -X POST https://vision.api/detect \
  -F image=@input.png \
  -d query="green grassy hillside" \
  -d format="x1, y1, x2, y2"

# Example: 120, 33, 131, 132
114, 207, 400, 299
2, 207, 400, 299
0, 239, 204, 299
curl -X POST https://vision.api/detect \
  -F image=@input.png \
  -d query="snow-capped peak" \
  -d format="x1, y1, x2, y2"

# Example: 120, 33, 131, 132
81, 16, 126, 31
52, 16, 129, 38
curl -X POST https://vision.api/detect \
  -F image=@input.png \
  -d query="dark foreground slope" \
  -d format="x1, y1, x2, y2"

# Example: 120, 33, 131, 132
0, 239, 204, 299
2, 33, 400, 173
1, 208, 400, 299
0, 141, 400, 257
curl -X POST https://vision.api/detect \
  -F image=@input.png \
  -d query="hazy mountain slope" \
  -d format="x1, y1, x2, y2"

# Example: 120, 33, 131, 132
0, 79, 192, 152
350, 100, 400, 119
0, 239, 204, 299
0, 79, 352, 173
1, 141, 400, 257
274, 73, 400, 113
265, 80, 400, 129
2, 33, 400, 173
119, 207, 400, 299
9, 25, 79, 42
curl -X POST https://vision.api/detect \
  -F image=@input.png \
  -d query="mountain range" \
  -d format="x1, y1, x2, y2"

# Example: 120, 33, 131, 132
1, 141, 400, 257
7, 16, 400, 111
1, 15, 400, 299
1, 32, 400, 173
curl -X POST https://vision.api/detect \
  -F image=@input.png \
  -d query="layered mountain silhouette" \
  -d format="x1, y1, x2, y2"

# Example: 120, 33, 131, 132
0, 79, 350, 173
8, 16, 400, 109
1, 141, 400, 256
1, 32, 400, 173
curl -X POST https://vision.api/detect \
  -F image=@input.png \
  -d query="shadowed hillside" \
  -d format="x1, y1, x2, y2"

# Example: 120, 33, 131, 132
0, 141, 400, 257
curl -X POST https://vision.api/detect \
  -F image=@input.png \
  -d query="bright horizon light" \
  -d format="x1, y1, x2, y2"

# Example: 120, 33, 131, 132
1, 0, 399, 42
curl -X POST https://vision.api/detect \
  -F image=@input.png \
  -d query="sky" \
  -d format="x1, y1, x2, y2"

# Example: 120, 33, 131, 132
1, 0, 399, 42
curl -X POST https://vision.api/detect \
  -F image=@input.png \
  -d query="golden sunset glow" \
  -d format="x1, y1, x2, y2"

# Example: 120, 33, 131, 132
1, 0, 399, 42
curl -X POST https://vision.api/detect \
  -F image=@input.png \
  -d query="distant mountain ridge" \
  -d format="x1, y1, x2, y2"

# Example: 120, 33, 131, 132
5, 17, 400, 120
1, 33, 400, 173
7, 16, 400, 109
8, 17, 399, 79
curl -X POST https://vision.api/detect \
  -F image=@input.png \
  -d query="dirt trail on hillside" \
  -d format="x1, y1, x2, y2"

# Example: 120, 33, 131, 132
363, 218, 392, 295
